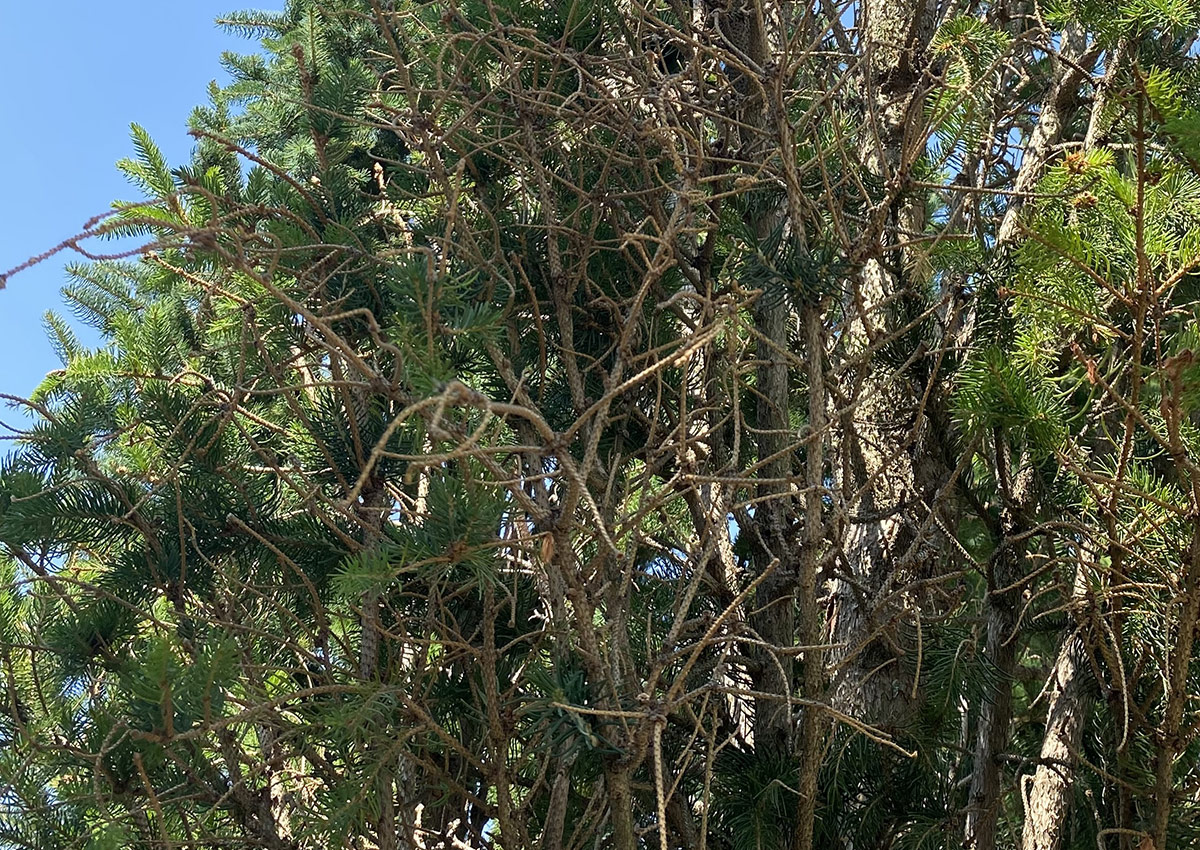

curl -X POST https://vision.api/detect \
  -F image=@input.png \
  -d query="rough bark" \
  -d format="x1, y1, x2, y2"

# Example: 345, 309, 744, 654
827, 0, 941, 728
1022, 633, 1088, 850
964, 453, 1037, 850
749, 285, 797, 755
965, 594, 1020, 850
793, 305, 828, 850
708, 0, 800, 758
961, 25, 1101, 846
1016, 41, 1124, 849
996, 25, 1092, 245
604, 765, 638, 850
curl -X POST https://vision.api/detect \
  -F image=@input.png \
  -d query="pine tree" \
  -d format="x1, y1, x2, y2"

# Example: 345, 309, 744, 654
2, 2, 1199, 850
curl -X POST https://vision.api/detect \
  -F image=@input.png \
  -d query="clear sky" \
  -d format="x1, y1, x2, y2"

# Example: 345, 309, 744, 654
0, 2, 279, 431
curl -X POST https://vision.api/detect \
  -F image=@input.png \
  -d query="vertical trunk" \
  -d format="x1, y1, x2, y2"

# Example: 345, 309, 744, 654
827, 0, 940, 728
749, 288, 797, 756
963, 566, 1020, 850
541, 752, 577, 850
793, 305, 828, 850
709, 0, 799, 758
963, 26, 1099, 847
605, 765, 638, 850
1002, 32, 1110, 850
1022, 633, 1088, 850
964, 452, 1036, 850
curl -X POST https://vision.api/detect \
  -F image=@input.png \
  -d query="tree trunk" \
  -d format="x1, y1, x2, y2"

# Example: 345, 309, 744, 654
962, 26, 1098, 846
604, 765, 638, 850
1022, 633, 1088, 850
964, 451, 1036, 850
827, 0, 940, 729
995, 22, 1091, 245
1005, 32, 1112, 850
708, 0, 800, 759
963, 567, 1020, 850
793, 305, 828, 850
749, 285, 798, 756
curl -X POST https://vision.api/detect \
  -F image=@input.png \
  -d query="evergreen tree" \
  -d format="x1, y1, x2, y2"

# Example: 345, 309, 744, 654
2, 2, 1199, 849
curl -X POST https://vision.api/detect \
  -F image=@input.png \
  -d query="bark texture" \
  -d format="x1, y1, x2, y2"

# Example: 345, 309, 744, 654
964, 455, 1037, 850
1022, 634, 1088, 850
827, 0, 942, 729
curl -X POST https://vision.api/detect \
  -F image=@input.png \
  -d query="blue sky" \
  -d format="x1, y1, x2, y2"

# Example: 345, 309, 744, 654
0, 2, 278, 431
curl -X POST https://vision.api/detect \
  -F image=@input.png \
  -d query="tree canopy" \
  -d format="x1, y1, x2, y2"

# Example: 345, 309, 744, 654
3, 1, 1200, 849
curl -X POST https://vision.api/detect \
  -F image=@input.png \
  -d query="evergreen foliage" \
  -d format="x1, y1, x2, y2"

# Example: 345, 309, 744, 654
2, 2, 1200, 849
